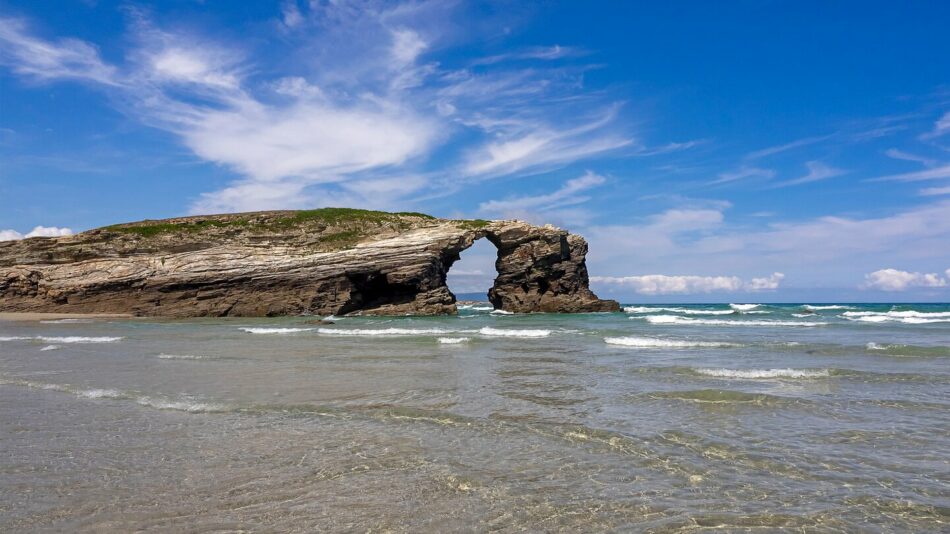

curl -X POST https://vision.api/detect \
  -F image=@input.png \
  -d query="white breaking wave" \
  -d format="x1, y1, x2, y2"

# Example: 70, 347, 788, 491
695, 368, 831, 379
792, 313, 815, 318
77, 388, 124, 399
2, 336, 122, 343
803, 304, 852, 311
39, 336, 123, 343
866, 342, 888, 351
639, 315, 825, 327
729, 303, 760, 312
157, 354, 207, 360
844, 310, 950, 318
623, 306, 735, 315
240, 327, 313, 334
479, 327, 551, 338
604, 336, 738, 348
490, 309, 514, 315
438, 337, 471, 344
135, 397, 227, 413
316, 327, 455, 336
842, 311, 950, 324
39, 318, 94, 324
39, 345, 60, 351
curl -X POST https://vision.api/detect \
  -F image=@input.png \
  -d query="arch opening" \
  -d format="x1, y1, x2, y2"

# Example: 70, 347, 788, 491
446, 237, 499, 305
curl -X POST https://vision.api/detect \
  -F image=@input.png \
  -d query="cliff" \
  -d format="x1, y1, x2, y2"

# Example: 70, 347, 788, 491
0, 209, 620, 317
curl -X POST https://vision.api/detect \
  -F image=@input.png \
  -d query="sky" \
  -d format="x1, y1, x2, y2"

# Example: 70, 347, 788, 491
0, 0, 949, 302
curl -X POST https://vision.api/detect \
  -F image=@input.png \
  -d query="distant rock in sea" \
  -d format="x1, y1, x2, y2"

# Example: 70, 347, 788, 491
0, 208, 619, 317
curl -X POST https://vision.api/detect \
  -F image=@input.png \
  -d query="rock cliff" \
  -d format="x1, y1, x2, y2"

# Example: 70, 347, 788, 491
0, 209, 619, 317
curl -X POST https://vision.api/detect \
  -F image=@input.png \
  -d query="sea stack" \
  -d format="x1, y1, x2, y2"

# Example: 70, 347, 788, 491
0, 209, 620, 317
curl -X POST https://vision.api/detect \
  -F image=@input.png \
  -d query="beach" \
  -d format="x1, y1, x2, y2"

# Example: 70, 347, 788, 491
1, 303, 948, 531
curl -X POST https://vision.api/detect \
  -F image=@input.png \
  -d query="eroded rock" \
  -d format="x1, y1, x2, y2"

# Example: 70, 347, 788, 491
0, 209, 619, 316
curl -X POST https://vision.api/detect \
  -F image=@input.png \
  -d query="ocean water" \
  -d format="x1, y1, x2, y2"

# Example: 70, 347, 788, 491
1, 303, 948, 532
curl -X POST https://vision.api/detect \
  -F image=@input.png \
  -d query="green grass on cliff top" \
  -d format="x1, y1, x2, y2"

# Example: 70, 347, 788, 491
102, 208, 453, 238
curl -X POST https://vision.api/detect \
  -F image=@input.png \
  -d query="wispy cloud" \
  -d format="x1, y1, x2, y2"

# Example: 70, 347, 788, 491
711, 165, 775, 185
0, 5, 636, 214
0, 17, 118, 85
478, 171, 605, 220
773, 160, 846, 187
884, 148, 938, 168
870, 164, 950, 182
744, 134, 832, 160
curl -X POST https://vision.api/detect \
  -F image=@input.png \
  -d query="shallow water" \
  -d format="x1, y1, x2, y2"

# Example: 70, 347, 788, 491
1, 303, 948, 531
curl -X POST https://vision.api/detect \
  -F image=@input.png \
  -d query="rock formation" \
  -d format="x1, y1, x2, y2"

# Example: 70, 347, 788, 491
0, 209, 619, 317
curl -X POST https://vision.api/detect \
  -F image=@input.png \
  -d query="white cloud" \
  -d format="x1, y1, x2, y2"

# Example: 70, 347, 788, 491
584, 200, 950, 289
775, 160, 846, 187
0, 226, 73, 241
281, 1, 305, 28
884, 148, 938, 168
461, 109, 632, 178
863, 268, 947, 291
712, 165, 775, 185
744, 135, 832, 160
921, 111, 950, 139
0, 8, 634, 214
0, 17, 117, 85
919, 185, 950, 196
590, 272, 784, 294
871, 164, 950, 182
479, 171, 605, 214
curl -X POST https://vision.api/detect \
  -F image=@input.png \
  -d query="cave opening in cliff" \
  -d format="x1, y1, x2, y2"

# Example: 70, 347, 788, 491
446, 237, 499, 303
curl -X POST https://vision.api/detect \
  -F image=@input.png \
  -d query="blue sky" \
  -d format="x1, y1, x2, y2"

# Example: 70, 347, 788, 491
1, 1, 949, 302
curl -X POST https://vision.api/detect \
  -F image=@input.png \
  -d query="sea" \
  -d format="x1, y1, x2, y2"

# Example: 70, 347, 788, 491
1, 303, 948, 532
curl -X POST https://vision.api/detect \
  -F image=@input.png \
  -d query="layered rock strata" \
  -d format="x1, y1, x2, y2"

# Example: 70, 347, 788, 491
0, 209, 619, 317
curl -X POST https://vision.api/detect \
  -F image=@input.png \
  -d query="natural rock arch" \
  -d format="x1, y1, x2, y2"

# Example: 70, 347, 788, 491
0, 210, 620, 316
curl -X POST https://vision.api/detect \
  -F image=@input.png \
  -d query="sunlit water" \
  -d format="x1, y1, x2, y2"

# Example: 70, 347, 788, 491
1, 303, 948, 531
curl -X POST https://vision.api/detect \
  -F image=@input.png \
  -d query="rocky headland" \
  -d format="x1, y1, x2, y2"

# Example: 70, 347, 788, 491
0, 209, 619, 317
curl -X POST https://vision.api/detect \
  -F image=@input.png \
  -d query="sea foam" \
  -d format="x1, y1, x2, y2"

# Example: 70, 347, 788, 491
479, 327, 551, 338
729, 303, 760, 312
624, 306, 735, 315
240, 327, 313, 334
695, 368, 831, 379
316, 327, 455, 336
842, 310, 950, 324
604, 336, 738, 348
438, 337, 471, 344
639, 315, 824, 327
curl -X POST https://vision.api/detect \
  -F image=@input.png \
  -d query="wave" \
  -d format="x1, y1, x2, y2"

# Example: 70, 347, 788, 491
240, 327, 313, 334
865, 342, 950, 357
316, 327, 456, 336
458, 304, 494, 311
490, 309, 514, 315
1, 376, 228, 413
646, 389, 794, 406
38, 336, 123, 343
1, 335, 122, 343
39, 345, 60, 351
842, 310, 950, 324
624, 306, 735, 316
729, 303, 760, 312
639, 315, 825, 327
694, 368, 830, 379
39, 318, 95, 324
479, 327, 551, 338
437, 337, 470, 344
604, 336, 739, 348
157, 353, 208, 360
803, 304, 852, 311
792, 313, 816, 317
135, 396, 228, 413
